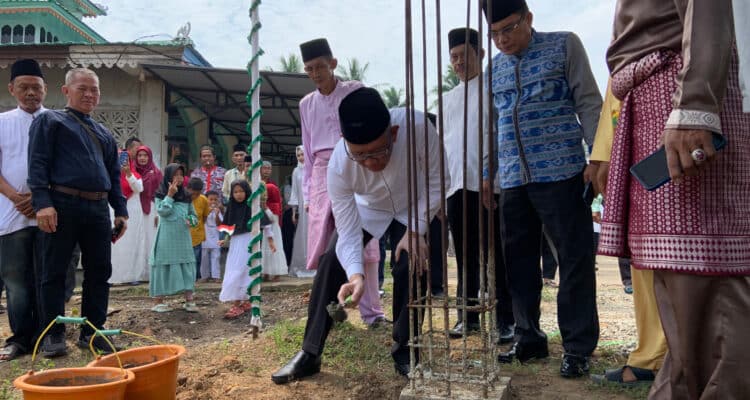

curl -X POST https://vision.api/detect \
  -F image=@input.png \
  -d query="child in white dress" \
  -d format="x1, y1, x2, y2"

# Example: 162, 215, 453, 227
218, 181, 254, 319
261, 193, 288, 282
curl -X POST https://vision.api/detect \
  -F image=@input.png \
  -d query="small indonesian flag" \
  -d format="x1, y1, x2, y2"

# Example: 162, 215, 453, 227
218, 224, 236, 236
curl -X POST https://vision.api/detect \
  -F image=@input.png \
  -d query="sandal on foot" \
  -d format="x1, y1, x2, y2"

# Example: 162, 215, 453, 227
591, 365, 655, 387
224, 305, 245, 319
240, 302, 252, 312
183, 302, 199, 313
0, 343, 25, 362
150, 303, 172, 313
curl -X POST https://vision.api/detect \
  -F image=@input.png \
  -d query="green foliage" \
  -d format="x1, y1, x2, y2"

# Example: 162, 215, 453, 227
430, 64, 461, 109
268, 317, 391, 377
339, 58, 370, 83
380, 86, 406, 108
268, 319, 306, 361
278, 54, 303, 73
0, 380, 19, 400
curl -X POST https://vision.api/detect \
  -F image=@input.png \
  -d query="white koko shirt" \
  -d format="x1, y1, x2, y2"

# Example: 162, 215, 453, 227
440, 76, 501, 198
0, 106, 45, 236
327, 107, 447, 278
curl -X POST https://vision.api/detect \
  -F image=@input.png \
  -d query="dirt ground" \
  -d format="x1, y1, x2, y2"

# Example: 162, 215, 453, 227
0, 256, 646, 400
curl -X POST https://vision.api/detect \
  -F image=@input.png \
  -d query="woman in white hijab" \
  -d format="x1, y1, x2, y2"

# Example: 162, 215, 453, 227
288, 146, 312, 277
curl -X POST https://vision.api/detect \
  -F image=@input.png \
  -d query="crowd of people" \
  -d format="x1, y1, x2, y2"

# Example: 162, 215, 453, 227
273, 1, 749, 399
0, 59, 327, 361
0, 0, 748, 399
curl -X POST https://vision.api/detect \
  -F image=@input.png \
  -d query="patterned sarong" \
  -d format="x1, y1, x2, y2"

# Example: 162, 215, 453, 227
305, 150, 334, 270
599, 50, 750, 275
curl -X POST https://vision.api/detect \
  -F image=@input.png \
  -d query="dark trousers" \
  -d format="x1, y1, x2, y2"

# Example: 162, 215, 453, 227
65, 245, 80, 302
38, 192, 113, 337
447, 190, 514, 327
193, 245, 202, 280
500, 173, 599, 356
302, 220, 426, 364
428, 217, 445, 295
0, 227, 39, 350
377, 235, 387, 289
541, 231, 558, 280
282, 208, 296, 266
618, 257, 632, 286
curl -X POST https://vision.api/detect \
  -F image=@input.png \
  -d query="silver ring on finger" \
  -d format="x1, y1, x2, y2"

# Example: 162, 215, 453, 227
691, 148, 706, 164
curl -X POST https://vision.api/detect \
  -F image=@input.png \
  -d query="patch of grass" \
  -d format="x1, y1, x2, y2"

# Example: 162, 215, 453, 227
547, 329, 562, 345
116, 285, 150, 297
324, 322, 391, 376
267, 318, 392, 377
268, 319, 306, 361
586, 376, 652, 399
541, 286, 556, 302
0, 379, 20, 400
216, 339, 232, 355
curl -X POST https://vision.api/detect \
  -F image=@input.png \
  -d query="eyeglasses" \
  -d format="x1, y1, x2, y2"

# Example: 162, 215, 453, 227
345, 133, 393, 162
491, 13, 526, 39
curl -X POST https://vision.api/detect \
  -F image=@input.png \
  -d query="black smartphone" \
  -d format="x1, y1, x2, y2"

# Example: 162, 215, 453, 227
582, 181, 595, 205
630, 133, 727, 191
111, 221, 124, 243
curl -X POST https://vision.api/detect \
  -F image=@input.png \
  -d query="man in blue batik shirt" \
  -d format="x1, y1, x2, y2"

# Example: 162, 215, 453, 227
481, 0, 602, 378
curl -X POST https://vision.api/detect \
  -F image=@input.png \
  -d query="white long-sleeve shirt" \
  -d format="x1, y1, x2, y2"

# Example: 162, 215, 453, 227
439, 76, 500, 198
0, 106, 45, 235
327, 108, 447, 278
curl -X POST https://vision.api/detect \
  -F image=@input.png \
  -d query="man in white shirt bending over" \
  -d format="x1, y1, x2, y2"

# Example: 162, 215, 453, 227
272, 87, 445, 383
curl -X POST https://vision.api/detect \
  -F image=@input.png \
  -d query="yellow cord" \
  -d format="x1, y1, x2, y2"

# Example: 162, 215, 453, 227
120, 330, 177, 354
30, 318, 58, 366
84, 320, 124, 371
29, 318, 125, 376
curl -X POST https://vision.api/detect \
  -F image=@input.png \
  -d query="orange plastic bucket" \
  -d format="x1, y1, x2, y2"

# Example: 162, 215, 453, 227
87, 344, 186, 400
14, 367, 135, 400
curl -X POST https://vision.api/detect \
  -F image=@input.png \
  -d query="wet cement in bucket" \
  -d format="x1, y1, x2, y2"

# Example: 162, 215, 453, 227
38, 375, 118, 387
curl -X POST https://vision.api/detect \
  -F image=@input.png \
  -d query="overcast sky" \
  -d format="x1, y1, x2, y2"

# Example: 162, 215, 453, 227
88, 0, 616, 105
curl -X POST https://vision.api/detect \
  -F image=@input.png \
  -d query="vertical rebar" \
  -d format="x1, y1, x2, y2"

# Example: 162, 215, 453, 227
420, 0, 435, 376
433, 0, 453, 395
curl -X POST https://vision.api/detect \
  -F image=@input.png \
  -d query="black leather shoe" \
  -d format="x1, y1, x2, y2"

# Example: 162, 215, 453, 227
448, 321, 480, 338
497, 341, 549, 363
78, 334, 119, 355
394, 362, 410, 376
496, 324, 515, 344
40, 332, 68, 358
271, 350, 321, 384
560, 353, 590, 378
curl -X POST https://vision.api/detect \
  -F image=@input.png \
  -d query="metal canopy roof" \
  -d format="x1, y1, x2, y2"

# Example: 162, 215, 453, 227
141, 63, 315, 164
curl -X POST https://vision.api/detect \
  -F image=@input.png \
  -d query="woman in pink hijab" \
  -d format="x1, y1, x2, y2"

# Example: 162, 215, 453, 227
135, 146, 163, 281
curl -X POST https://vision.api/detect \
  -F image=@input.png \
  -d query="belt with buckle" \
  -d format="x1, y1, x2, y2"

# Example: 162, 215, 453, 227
51, 185, 108, 201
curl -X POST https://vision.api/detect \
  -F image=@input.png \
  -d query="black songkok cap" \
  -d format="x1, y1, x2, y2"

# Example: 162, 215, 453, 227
448, 28, 480, 51
300, 38, 333, 62
233, 143, 246, 152
338, 87, 391, 145
10, 59, 44, 82
482, 0, 528, 24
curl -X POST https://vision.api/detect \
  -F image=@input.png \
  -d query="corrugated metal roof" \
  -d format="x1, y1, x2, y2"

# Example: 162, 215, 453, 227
142, 63, 315, 163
